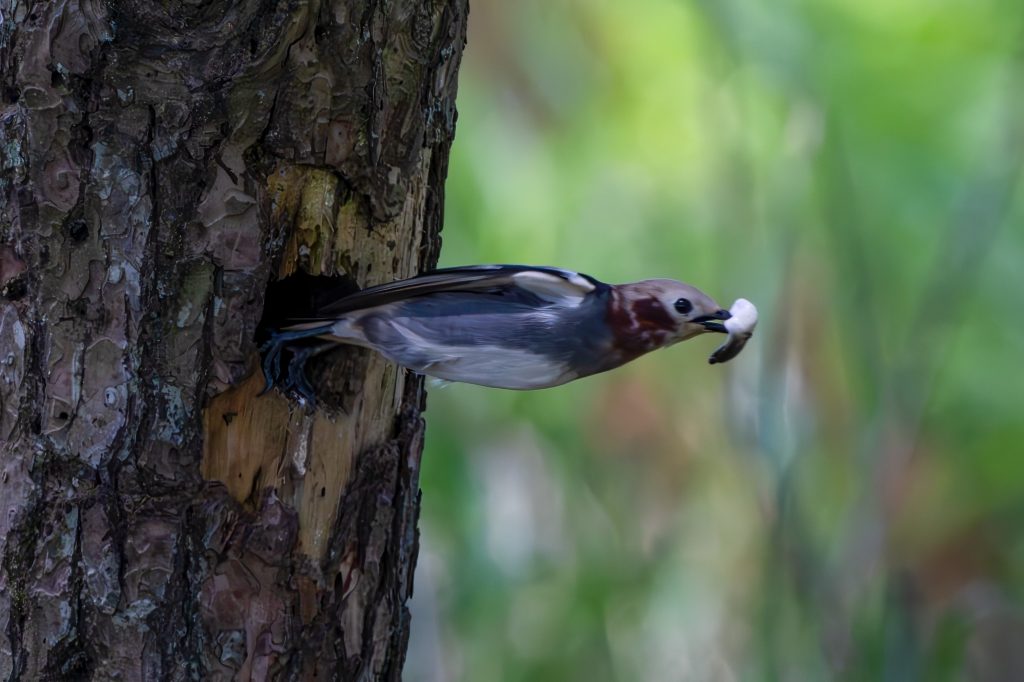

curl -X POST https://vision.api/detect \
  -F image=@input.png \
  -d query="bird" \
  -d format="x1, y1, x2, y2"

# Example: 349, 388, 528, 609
259, 264, 738, 403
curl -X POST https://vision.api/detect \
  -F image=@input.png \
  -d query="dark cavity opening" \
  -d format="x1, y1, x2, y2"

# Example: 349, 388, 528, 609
256, 271, 361, 405
256, 271, 359, 345
67, 219, 89, 243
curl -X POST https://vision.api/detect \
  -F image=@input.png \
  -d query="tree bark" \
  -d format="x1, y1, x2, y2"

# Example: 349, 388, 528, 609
0, 0, 467, 679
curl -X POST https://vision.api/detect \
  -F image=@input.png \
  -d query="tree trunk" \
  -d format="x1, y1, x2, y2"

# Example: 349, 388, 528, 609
0, 0, 467, 679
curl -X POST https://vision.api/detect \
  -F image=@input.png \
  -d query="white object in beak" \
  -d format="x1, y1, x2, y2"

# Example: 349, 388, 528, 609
709, 298, 758, 364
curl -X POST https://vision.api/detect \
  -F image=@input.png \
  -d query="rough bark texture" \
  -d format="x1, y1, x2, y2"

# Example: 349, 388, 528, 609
0, 0, 467, 679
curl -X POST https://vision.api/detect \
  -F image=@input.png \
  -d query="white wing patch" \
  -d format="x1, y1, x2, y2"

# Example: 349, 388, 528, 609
346, 315, 575, 389
511, 269, 594, 306
419, 345, 573, 389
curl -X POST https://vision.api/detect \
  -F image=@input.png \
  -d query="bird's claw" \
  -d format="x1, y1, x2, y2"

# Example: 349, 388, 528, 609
256, 324, 335, 404
283, 345, 324, 408
259, 339, 285, 395
258, 338, 331, 408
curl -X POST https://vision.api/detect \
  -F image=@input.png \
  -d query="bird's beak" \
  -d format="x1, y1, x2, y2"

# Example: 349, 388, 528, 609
692, 308, 731, 333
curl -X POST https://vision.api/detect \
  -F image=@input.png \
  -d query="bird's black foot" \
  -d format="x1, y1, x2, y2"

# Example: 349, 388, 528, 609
282, 343, 332, 407
257, 325, 335, 403
259, 339, 285, 395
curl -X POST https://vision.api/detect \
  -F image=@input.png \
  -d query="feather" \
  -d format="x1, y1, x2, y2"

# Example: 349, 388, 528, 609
410, 342, 574, 389
311, 265, 606, 318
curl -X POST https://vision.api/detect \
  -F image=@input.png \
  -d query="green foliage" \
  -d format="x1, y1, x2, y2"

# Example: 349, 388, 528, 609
407, 0, 1024, 679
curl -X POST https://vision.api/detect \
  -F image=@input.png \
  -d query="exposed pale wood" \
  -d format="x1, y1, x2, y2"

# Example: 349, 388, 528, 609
203, 149, 432, 559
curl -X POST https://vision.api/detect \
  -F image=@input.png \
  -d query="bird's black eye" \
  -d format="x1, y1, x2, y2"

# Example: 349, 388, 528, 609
674, 298, 693, 315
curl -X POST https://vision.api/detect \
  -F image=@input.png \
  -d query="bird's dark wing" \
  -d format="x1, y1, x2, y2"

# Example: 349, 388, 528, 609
311, 265, 609, 318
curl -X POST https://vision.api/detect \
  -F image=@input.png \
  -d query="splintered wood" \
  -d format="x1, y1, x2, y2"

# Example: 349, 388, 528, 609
202, 157, 429, 559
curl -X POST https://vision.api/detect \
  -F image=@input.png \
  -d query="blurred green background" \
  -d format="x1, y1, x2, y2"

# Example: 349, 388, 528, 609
405, 0, 1024, 680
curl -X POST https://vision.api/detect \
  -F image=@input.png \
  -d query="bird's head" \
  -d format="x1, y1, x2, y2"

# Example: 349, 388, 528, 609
611, 279, 732, 351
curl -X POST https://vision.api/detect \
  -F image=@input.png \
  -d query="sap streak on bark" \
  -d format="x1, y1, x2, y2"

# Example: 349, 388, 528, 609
0, 0, 467, 678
